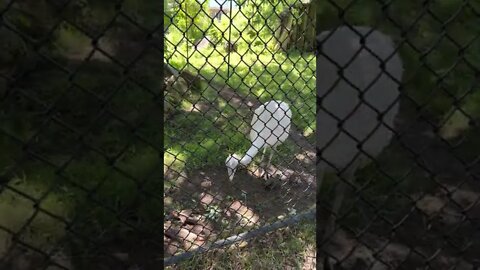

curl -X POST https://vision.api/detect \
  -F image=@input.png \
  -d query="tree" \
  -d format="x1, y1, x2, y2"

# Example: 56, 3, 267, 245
165, 0, 211, 63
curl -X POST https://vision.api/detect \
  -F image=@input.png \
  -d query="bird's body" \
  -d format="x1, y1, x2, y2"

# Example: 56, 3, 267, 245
316, 26, 403, 268
226, 100, 292, 181
241, 100, 292, 164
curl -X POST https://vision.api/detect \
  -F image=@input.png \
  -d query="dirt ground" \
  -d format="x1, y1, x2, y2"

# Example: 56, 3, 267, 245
163, 146, 317, 260
170, 152, 316, 217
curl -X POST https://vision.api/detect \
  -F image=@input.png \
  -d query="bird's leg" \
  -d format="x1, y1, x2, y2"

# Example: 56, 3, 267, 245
267, 147, 275, 169
257, 147, 267, 177
322, 163, 357, 269
263, 147, 276, 187
259, 147, 267, 165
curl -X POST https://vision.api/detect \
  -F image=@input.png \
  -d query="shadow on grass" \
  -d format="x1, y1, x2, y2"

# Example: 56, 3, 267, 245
163, 42, 319, 259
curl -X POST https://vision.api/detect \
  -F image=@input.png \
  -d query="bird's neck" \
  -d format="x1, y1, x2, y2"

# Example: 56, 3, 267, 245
240, 145, 260, 165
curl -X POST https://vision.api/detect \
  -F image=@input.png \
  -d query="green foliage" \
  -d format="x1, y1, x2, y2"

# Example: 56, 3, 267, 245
165, 0, 311, 61
164, 27, 316, 174
175, 0, 211, 40
164, 45, 315, 170
206, 0, 304, 52
165, 0, 211, 61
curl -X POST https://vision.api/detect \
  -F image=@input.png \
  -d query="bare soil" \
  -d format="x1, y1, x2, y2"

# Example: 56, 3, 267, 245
163, 148, 316, 259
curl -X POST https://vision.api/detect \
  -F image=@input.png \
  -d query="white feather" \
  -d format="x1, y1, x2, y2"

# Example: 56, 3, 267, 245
226, 100, 292, 181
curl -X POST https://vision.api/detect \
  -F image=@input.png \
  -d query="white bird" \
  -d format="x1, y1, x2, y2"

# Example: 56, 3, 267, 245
317, 26, 403, 268
225, 100, 292, 182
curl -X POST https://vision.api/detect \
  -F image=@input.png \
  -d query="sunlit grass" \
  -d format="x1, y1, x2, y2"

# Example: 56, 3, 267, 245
165, 46, 316, 172
165, 148, 187, 175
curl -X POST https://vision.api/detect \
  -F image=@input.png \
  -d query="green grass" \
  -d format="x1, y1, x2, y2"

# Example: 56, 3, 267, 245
184, 49, 315, 131
165, 47, 316, 174
168, 220, 316, 270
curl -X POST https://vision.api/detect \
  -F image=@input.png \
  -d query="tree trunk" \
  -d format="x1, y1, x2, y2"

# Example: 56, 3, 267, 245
297, 5, 309, 49
276, 12, 294, 51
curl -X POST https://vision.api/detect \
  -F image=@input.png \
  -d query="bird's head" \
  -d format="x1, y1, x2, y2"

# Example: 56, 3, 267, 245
225, 154, 241, 181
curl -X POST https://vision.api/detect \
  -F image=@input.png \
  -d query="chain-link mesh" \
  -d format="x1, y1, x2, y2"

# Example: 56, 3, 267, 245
164, 0, 316, 267
316, 0, 480, 269
0, 0, 317, 269
0, 0, 164, 269
2, 0, 480, 269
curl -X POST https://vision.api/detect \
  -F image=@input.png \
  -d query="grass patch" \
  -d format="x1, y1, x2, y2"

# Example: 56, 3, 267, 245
168, 220, 316, 270
165, 48, 316, 172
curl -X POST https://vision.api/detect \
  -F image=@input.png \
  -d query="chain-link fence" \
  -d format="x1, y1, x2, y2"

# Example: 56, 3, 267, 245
316, 0, 480, 269
0, 0, 317, 269
164, 0, 317, 267
1, 0, 164, 269
1, 0, 480, 269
